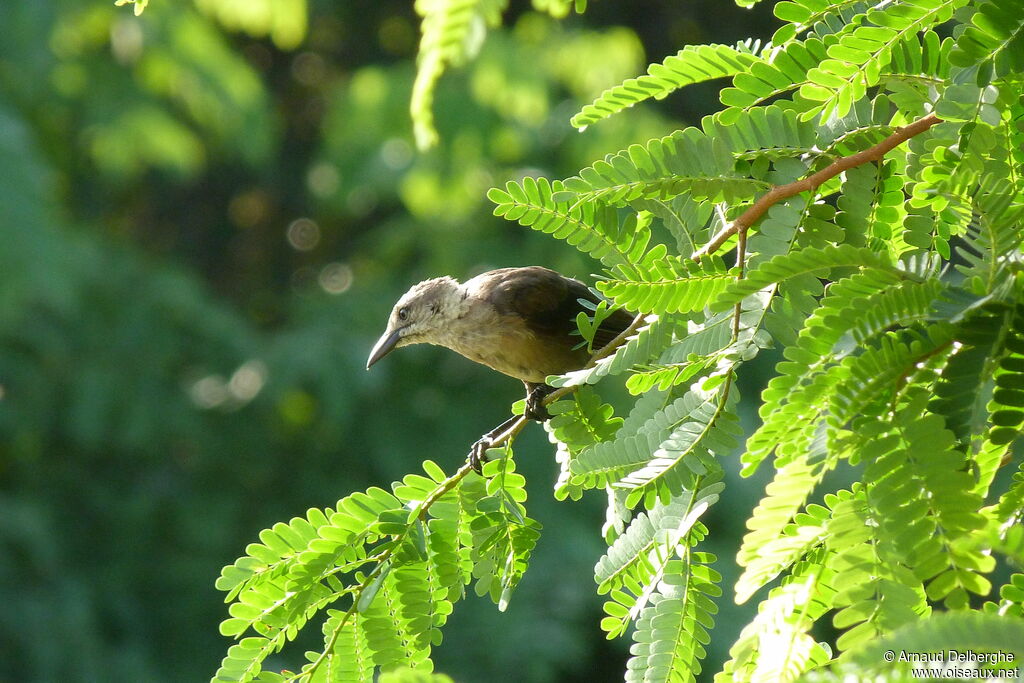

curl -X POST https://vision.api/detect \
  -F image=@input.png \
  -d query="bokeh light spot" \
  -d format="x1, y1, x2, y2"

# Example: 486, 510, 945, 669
307, 162, 340, 198
318, 263, 353, 295
381, 138, 412, 170
110, 17, 144, 64
286, 218, 321, 251
229, 360, 267, 402
190, 375, 229, 409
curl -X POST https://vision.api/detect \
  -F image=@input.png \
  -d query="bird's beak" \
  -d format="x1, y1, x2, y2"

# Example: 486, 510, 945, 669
366, 327, 404, 369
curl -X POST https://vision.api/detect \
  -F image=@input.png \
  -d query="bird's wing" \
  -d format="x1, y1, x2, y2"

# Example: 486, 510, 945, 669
476, 266, 633, 348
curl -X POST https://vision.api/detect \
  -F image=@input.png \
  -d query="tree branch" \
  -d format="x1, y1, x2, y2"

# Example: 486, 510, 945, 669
692, 112, 943, 261
475, 115, 943, 462
467, 114, 944, 495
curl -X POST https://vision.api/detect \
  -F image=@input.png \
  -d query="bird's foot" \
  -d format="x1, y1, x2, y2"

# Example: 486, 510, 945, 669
468, 437, 492, 474
468, 415, 520, 474
524, 384, 554, 422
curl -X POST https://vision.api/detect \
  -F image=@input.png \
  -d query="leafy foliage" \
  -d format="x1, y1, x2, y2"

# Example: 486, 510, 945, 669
214, 459, 540, 680
949, 0, 1024, 85
598, 248, 735, 314
411, 0, 504, 149
487, 176, 652, 267
211, 0, 1024, 681
826, 611, 1024, 681
571, 41, 761, 130
114, 0, 149, 16
800, 0, 968, 119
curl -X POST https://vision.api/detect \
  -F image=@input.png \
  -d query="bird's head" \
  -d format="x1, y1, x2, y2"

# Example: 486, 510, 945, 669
366, 276, 466, 369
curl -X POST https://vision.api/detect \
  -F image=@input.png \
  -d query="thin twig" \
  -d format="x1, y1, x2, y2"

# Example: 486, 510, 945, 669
730, 226, 748, 341
587, 313, 648, 365
539, 312, 647, 404
692, 112, 942, 262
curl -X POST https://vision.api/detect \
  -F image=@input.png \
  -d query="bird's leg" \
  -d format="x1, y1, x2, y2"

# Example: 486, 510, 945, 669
524, 382, 554, 422
468, 414, 520, 473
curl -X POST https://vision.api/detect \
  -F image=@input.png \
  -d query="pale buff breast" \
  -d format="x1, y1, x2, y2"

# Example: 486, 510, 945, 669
435, 307, 586, 384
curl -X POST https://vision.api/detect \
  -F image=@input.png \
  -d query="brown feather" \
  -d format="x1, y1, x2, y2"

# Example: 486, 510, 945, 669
466, 266, 633, 361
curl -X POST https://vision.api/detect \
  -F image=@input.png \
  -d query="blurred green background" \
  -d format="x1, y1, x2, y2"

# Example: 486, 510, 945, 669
0, 1, 779, 680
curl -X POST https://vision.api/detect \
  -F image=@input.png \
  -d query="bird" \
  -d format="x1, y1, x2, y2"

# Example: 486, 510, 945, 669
366, 266, 634, 467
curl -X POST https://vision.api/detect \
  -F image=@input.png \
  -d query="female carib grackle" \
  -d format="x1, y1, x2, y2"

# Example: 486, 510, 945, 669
366, 266, 634, 467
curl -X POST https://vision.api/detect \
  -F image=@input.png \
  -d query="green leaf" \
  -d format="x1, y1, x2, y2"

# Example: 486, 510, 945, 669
572, 41, 761, 129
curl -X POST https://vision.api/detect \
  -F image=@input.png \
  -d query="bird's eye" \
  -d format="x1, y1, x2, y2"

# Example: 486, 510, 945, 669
398, 307, 409, 322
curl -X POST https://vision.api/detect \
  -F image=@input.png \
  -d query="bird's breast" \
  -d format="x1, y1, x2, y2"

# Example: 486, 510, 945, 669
437, 313, 586, 384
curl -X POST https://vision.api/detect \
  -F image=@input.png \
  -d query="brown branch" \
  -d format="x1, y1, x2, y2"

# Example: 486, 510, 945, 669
484, 114, 943, 457
692, 112, 943, 262
474, 115, 945, 480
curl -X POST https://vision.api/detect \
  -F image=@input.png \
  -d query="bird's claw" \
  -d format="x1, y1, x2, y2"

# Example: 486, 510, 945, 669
524, 385, 553, 422
468, 437, 492, 474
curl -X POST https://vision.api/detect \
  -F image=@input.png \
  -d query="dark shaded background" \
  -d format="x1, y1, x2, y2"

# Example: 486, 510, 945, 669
0, 1, 780, 680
